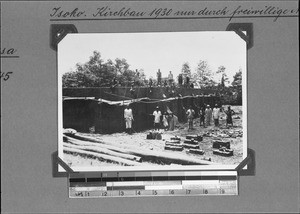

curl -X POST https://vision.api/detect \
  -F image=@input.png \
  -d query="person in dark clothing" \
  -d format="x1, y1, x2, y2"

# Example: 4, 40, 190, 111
185, 76, 190, 88
157, 69, 162, 86
178, 74, 183, 86
110, 78, 118, 93
225, 106, 234, 128
199, 106, 206, 127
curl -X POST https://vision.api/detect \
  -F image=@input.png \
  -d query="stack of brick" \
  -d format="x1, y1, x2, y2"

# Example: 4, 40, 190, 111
184, 135, 205, 155
212, 140, 233, 156
164, 136, 183, 151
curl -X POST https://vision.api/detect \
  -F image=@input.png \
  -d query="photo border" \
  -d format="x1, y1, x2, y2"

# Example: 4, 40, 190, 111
56, 26, 249, 172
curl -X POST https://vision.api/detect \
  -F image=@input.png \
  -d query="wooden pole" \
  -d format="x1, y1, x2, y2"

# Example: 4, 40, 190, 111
63, 146, 143, 166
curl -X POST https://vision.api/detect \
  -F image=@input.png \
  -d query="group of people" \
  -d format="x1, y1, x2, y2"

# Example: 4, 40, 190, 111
189, 104, 234, 130
124, 104, 234, 135
152, 106, 178, 131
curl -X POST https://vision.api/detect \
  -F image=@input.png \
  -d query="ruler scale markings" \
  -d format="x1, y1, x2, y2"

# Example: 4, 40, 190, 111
69, 171, 238, 197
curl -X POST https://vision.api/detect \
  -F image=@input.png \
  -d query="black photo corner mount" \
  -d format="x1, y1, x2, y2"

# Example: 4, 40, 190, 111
50, 24, 78, 51
226, 23, 255, 176
235, 148, 256, 176
226, 23, 253, 49
52, 151, 76, 178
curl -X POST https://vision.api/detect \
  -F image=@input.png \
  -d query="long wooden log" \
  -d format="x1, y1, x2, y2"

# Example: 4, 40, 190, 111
63, 142, 141, 162
66, 134, 215, 165
65, 136, 132, 155
63, 146, 143, 166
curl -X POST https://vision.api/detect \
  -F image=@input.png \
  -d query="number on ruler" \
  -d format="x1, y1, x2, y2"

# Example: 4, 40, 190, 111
203, 189, 208, 194
186, 189, 191, 194
169, 190, 174, 195
102, 191, 108, 196
85, 191, 90, 196
75, 192, 83, 197
136, 190, 141, 195
119, 191, 124, 196
153, 190, 158, 195
220, 188, 225, 194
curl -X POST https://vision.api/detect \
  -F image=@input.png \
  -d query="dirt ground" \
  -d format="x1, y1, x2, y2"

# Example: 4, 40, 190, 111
63, 105, 244, 167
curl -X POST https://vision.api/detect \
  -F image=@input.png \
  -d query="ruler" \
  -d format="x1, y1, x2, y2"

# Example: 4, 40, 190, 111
69, 171, 238, 198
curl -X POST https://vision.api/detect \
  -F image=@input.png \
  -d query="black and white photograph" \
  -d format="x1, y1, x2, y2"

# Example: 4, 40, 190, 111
58, 31, 247, 171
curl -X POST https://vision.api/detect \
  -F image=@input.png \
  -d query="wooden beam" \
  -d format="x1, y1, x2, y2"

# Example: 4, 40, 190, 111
63, 142, 141, 162
63, 146, 143, 166
66, 134, 215, 165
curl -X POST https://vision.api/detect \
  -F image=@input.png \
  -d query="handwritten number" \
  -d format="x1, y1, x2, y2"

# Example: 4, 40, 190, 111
1, 72, 13, 81
149, 8, 172, 18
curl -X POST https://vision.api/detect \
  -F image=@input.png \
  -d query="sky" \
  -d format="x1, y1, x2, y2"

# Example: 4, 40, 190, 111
58, 31, 246, 84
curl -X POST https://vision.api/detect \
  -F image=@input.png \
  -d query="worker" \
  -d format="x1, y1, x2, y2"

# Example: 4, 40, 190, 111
124, 104, 134, 134
205, 105, 212, 126
225, 105, 234, 128
186, 106, 195, 131
153, 106, 162, 130
212, 104, 220, 127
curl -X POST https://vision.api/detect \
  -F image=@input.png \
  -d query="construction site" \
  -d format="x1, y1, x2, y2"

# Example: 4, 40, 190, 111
62, 86, 244, 168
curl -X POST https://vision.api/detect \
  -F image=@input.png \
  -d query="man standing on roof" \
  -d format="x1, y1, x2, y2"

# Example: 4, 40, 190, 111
168, 71, 174, 86
124, 104, 134, 134
153, 106, 162, 131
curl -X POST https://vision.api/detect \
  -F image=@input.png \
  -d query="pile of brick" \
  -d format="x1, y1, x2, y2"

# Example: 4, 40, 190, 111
184, 135, 204, 155
146, 131, 162, 140
164, 135, 204, 155
164, 136, 183, 151
212, 140, 234, 156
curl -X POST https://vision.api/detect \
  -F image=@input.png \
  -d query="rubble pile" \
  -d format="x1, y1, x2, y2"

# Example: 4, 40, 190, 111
203, 129, 243, 138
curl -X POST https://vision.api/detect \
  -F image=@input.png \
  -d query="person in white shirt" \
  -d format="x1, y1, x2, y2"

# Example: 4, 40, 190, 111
124, 105, 134, 134
212, 104, 220, 127
186, 106, 195, 131
153, 106, 162, 130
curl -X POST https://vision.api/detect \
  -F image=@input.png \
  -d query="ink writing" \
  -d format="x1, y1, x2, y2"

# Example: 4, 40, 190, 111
50, 7, 86, 18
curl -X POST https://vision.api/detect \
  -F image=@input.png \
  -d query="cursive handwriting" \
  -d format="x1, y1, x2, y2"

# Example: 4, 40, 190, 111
92, 7, 145, 17
50, 7, 86, 18
229, 5, 299, 21
1, 48, 17, 55
49, 5, 299, 21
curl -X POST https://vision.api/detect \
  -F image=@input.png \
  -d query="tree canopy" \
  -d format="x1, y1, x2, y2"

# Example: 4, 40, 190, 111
62, 51, 146, 87
62, 51, 243, 105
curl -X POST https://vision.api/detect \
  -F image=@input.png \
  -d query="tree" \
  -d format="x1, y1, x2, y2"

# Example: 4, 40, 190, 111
181, 62, 191, 78
216, 66, 229, 87
62, 51, 145, 88
231, 69, 243, 105
193, 60, 216, 88
232, 69, 242, 87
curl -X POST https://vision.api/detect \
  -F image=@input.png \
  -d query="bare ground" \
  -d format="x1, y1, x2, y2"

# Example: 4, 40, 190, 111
63, 106, 244, 167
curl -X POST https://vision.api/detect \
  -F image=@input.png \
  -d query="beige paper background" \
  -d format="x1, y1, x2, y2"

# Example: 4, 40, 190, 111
1, 1, 299, 213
